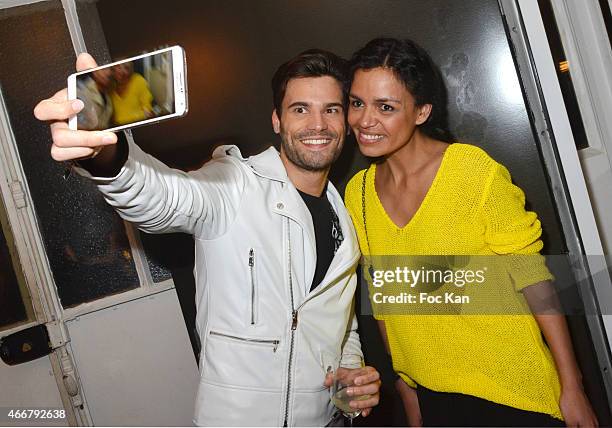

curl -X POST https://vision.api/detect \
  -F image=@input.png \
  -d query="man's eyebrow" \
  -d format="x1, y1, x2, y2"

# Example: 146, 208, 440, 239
286, 101, 344, 109
287, 101, 310, 109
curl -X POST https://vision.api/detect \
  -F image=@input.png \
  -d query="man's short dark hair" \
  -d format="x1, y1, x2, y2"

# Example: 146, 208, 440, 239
271, 49, 348, 114
349, 38, 447, 139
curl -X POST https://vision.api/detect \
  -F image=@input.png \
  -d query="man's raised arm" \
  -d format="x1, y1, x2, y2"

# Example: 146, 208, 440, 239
34, 53, 244, 238
33, 54, 121, 170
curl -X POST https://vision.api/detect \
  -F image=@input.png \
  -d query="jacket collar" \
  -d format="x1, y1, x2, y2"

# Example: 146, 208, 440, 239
212, 144, 289, 183
246, 146, 289, 182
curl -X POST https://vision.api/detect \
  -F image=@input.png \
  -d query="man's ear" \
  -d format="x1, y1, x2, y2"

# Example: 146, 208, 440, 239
415, 104, 433, 126
272, 109, 281, 134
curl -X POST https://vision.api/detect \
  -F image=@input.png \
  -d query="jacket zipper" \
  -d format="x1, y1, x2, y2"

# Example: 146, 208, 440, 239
249, 248, 256, 325
209, 331, 279, 352
283, 219, 297, 427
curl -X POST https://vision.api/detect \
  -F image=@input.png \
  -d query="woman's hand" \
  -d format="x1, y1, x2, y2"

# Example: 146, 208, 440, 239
395, 377, 422, 427
560, 384, 598, 427
524, 283, 598, 428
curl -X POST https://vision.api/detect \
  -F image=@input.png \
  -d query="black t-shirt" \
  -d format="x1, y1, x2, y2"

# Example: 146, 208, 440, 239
297, 186, 344, 292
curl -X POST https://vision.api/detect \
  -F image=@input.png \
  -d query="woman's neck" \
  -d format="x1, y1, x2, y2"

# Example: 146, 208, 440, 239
380, 131, 445, 185
116, 77, 130, 95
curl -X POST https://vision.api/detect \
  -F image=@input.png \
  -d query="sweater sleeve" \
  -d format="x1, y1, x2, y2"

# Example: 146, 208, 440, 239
481, 163, 553, 290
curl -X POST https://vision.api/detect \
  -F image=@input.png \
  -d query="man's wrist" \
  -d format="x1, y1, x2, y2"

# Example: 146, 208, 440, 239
76, 131, 128, 177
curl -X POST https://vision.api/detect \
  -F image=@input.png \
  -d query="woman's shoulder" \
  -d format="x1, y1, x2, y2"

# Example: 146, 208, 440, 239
446, 142, 500, 176
344, 167, 371, 212
130, 73, 148, 86
345, 168, 368, 198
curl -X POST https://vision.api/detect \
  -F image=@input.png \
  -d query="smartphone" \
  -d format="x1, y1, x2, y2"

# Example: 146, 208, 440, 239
68, 45, 187, 132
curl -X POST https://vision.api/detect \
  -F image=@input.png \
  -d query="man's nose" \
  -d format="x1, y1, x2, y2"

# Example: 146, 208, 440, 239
307, 112, 328, 131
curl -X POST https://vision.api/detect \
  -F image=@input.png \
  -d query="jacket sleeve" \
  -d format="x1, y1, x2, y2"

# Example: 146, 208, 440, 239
340, 292, 363, 361
75, 140, 245, 239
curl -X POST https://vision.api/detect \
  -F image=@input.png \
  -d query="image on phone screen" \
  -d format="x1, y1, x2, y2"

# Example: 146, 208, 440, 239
75, 49, 179, 131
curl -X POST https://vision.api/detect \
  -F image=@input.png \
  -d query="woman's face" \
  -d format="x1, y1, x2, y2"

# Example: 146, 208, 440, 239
348, 67, 431, 158
112, 63, 132, 84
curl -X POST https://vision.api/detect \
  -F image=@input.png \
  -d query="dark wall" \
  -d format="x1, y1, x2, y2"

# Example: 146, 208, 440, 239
81, 0, 610, 424
90, 0, 558, 255
91, 0, 565, 251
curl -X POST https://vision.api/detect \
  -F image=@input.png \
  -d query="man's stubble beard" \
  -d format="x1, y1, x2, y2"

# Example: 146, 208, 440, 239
279, 125, 344, 172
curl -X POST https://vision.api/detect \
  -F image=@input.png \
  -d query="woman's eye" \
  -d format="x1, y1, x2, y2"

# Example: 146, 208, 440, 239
381, 104, 394, 112
350, 100, 363, 108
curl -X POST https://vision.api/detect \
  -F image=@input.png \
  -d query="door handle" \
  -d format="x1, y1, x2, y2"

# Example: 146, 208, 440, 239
0, 324, 52, 366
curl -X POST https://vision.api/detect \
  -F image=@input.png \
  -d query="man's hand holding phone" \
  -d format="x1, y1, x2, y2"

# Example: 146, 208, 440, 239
34, 53, 118, 163
35, 46, 187, 172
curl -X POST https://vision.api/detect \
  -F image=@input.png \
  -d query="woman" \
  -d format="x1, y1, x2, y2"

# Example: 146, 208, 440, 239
110, 61, 153, 126
344, 38, 597, 427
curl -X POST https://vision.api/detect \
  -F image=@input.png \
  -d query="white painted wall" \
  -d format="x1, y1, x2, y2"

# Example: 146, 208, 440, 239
0, 357, 67, 426
65, 288, 199, 426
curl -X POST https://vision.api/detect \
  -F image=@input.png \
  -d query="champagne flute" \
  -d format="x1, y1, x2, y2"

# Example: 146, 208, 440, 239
330, 354, 370, 427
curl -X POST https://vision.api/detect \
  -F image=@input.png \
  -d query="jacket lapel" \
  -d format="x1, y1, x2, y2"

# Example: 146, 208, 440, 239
222, 144, 359, 299
247, 146, 317, 296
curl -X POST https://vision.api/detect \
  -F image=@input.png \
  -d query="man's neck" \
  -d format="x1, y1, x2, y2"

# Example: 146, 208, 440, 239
280, 152, 329, 197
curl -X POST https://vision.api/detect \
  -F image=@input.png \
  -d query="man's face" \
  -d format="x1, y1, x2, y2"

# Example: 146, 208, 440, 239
112, 63, 131, 84
273, 76, 346, 172
92, 68, 112, 89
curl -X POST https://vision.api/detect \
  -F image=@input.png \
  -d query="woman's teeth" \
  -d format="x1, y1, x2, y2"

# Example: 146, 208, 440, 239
361, 134, 383, 141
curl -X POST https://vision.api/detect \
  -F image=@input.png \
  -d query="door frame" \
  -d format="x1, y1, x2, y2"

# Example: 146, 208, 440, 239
544, 0, 612, 258
0, 0, 178, 424
0, 76, 85, 425
500, 0, 612, 412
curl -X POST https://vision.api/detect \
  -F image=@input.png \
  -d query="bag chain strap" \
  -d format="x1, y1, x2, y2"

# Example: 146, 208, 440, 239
361, 166, 374, 278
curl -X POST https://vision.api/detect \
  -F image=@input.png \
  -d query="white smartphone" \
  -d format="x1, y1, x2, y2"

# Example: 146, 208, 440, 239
68, 45, 187, 132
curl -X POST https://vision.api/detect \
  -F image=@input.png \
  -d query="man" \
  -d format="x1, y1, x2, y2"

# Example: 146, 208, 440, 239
76, 67, 114, 130
34, 50, 380, 426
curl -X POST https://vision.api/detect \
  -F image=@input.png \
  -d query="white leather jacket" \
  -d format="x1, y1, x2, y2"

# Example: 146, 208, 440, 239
80, 141, 362, 426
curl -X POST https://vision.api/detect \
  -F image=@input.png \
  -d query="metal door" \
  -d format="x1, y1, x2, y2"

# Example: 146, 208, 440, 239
0, 1, 198, 425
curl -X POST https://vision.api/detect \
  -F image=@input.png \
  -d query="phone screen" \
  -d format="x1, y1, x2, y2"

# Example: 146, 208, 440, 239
76, 50, 175, 131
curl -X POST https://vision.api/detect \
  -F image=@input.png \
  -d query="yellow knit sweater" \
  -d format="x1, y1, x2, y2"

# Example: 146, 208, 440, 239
344, 143, 562, 419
